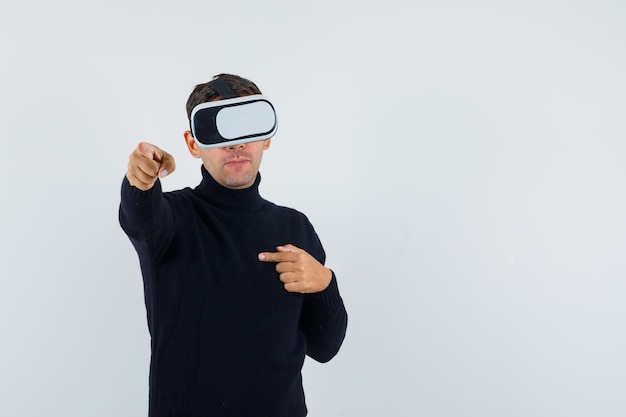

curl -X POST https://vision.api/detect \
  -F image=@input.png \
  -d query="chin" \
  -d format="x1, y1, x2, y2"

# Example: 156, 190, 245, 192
224, 175, 254, 189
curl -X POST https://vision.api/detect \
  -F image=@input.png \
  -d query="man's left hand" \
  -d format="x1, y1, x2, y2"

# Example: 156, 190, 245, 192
258, 244, 332, 293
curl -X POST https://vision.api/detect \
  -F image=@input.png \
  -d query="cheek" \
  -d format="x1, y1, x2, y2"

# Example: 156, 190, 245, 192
200, 155, 223, 176
199, 150, 222, 164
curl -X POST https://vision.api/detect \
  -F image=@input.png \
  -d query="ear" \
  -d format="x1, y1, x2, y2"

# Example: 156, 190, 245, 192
184, 130, 201, 158
263, 138, 271, 150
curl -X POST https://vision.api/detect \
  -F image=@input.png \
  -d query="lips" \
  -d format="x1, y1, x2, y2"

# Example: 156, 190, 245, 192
224, 157, 251, 167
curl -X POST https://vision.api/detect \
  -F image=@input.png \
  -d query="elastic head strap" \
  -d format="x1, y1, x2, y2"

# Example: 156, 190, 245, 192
208, 77, 237, 99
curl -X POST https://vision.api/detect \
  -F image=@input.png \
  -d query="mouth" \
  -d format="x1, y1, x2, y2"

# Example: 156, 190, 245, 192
224, 157, 251, 166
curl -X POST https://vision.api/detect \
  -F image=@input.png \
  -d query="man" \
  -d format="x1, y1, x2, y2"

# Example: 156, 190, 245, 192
119, 73, 348, 417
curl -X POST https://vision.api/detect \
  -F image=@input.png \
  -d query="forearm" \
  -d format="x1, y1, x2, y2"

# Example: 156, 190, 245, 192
119, 176, 174, 256
300, 272, 348, 363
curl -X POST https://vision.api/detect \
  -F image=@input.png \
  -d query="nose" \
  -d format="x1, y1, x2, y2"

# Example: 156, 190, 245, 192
227, 142, 245, 150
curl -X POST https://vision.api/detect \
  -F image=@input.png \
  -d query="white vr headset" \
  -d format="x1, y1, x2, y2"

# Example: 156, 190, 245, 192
190, 77, 278, 149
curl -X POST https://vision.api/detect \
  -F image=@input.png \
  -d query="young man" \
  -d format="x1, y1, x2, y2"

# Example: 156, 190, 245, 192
119, 73, 348, 417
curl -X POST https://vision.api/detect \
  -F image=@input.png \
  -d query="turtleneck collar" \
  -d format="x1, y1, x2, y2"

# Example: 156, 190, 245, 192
193, 165, 266, 214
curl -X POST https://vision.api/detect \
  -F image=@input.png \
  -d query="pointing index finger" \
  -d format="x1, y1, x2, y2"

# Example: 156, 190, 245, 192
257, 246, 296, 263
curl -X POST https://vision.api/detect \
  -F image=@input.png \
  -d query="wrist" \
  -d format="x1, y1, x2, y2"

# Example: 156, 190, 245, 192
320, 267, 332, 291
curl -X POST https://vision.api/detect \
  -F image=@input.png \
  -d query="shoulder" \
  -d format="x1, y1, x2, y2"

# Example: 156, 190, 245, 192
162, 186, 196, 203
265, 201, 313, 223
265, 201, 325, 255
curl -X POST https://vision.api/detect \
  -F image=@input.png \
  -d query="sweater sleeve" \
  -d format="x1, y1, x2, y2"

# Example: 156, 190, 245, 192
300, 271, 348, 363
119, 176, 176, 260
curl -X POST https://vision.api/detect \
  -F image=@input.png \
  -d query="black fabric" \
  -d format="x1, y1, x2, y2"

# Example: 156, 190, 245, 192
119, 167, 347, 417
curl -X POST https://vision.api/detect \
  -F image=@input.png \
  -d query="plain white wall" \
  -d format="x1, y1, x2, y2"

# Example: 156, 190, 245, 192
1, 1, 625, 416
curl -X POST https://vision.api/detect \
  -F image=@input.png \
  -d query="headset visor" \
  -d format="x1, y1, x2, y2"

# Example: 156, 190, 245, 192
190, 95, 277, 148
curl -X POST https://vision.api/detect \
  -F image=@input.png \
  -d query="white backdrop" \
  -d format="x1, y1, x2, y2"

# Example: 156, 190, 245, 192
1, 1, 625, 416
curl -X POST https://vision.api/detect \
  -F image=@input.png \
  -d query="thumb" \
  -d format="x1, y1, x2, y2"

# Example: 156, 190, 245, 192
157, 150, 176, 178
276, 244, 300, 253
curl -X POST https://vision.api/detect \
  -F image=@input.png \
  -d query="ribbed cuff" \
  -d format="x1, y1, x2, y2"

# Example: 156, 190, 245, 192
121, 176, 161, 209
121, 176, 161, 197
308, 271, 344, 313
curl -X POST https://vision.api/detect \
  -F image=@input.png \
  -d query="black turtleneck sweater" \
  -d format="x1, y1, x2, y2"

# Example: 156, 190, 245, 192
119, 167, 347, 417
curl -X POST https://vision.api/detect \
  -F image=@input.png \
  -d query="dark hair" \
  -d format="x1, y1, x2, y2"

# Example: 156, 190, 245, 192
185, 73, 262, 121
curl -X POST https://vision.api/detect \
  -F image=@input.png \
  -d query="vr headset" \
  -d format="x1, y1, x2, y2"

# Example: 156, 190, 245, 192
190, 77, 278, 149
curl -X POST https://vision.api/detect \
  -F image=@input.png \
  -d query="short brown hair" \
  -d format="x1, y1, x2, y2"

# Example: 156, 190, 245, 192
185, 73, 262, 120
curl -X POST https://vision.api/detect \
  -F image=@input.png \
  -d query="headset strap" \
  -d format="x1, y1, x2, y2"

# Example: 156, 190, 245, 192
208, 77, 237, 99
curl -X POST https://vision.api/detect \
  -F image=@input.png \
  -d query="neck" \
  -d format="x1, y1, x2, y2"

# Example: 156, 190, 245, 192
195, 166, 265, 214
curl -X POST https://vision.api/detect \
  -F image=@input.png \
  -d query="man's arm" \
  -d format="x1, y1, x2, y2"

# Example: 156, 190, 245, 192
258, 245, 348, 362
119, 142, 177, 257
299, 272, 348, 363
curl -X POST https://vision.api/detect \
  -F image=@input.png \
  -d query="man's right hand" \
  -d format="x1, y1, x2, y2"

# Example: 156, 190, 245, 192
126, 142, 176, 191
